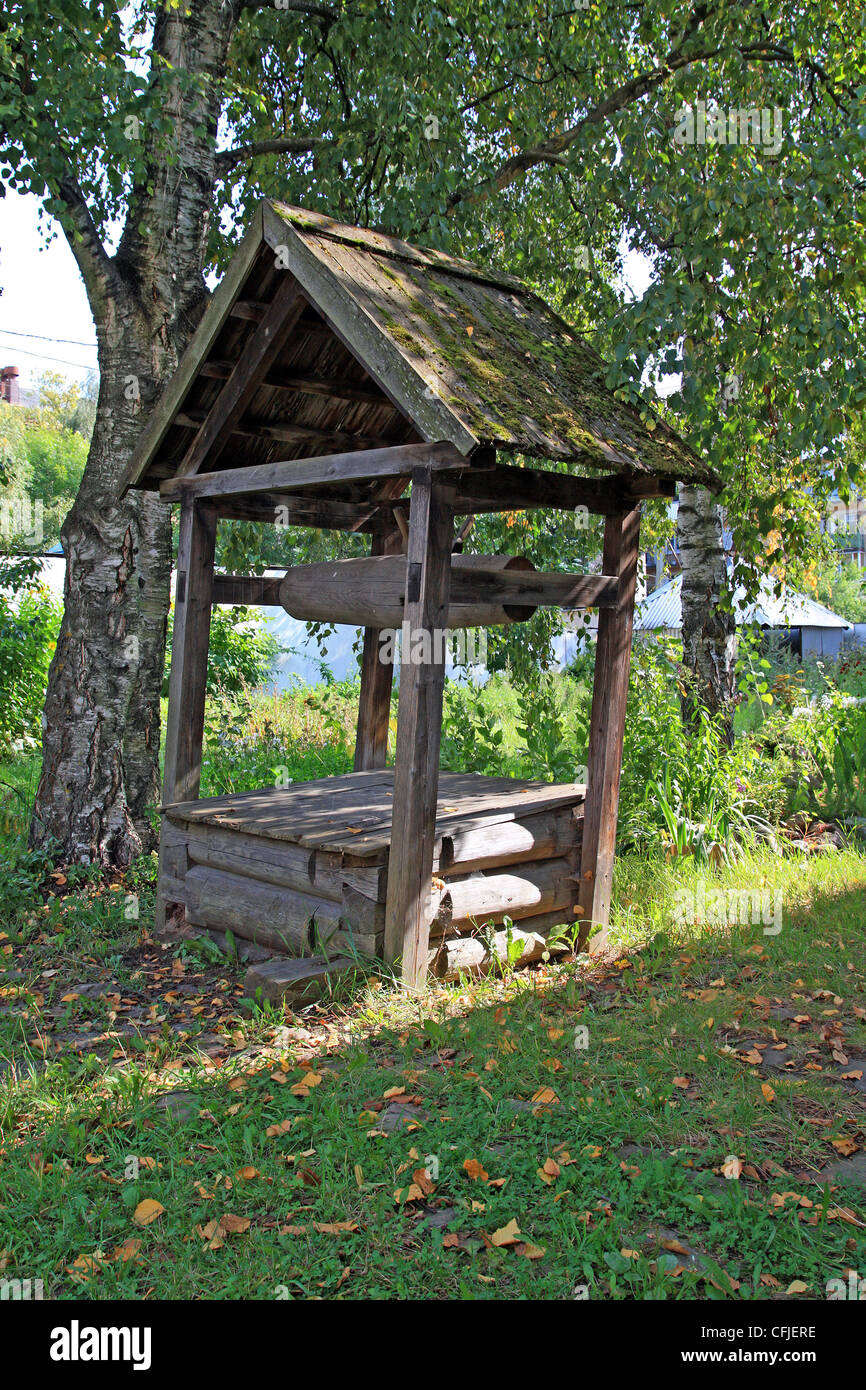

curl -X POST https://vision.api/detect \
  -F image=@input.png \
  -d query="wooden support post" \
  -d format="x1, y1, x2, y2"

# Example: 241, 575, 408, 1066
162, 498, 217, 803
384, 468, 454, 989
157, 498, 217, 927
354, 529, 403, 771
578, 505, 641, 952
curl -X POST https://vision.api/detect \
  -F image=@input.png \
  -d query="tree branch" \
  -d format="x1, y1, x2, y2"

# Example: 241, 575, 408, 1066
236, 0, 337, 20
445, 50, 718, 215
214, 134, 323, 177
53, 169, 122, 311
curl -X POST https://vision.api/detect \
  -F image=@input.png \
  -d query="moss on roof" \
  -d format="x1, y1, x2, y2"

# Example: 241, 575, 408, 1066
273, 202, 707, 480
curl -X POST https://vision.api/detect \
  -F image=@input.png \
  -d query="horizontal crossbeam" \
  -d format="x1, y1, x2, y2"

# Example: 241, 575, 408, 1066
212, 575, 283, 605
160, 442, 467, 502
448, 464, 676, 514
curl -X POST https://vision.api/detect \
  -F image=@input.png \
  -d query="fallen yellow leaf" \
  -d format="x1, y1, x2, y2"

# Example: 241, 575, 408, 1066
490, 1219, 521, 1247
132, 1199, 164, 1227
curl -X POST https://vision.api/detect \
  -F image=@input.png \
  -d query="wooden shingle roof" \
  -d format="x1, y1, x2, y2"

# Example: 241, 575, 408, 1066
121, 200, 710, 493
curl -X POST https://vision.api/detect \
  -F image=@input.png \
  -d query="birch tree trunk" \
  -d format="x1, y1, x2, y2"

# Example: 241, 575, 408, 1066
30, 317, 173, 864
676, 483, 737, 740
29, 0, 237, 864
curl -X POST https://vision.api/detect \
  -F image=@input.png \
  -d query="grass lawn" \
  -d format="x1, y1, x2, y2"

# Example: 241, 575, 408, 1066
1, 835, 864, 1300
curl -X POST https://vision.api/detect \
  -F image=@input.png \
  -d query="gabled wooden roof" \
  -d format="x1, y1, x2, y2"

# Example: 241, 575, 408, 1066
121, 200, 709, 494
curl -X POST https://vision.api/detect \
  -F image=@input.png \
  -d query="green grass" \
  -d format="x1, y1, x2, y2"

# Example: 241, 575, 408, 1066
0, 845, 863, 1300
1, 667, 864, 1302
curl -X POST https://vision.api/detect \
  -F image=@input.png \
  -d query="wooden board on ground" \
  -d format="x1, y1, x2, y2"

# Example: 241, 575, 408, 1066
244, 954, 359, 1006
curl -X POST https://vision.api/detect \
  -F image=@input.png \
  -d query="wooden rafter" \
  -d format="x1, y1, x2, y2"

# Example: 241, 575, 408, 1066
199, 360, 388, 406
175, 410, 390, 452
212, 493, 395, 531
177, 275, 308, 478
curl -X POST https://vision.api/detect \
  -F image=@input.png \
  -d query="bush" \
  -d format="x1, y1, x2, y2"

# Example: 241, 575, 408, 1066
0, 580, 61, 747
163, 604, 282, 698
619, 642, 769, 862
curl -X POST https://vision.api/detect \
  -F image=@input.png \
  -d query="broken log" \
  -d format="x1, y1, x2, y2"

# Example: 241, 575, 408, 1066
427, 925, 568, 980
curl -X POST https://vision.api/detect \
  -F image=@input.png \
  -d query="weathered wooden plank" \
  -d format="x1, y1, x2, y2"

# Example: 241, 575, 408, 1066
213, 494, 392, 532
118, 208, 267, 496
212, 574, 283, 605
245, 955, 360, 1006
175, 409, 389, 453
184, 865, 341, 951
173, 820, 386, 900
157, 873, 188, 904
165, 767, 393, 818
354, 529, 402, 772
340, 883, 385, 935
229, 298, 269, 322
200, 360, 389, 406
578, 505, 641, 950
384, 469, 454, 988
158, 818, 190, 883
431, 857, 577, 934
160, 441, 467, 503
161, 498, 217, 809
177, 274, 308, 477
438, 806, 581, 875
164, 769, 586, 858
449, 464, 676, 515
324, 779, 586, 857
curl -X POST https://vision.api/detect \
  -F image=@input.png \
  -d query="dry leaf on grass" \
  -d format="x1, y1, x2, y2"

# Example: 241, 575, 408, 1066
489, 1219, 521, 1247
463, 1158, 488, 1182
831, 1137, 860, 1156
132, 1199, 164, 1227
197, 1214, 251, 1250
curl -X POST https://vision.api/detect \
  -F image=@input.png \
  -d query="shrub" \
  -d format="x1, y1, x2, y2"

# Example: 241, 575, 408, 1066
163, 604, 281, 698
619, 643, 769, 862
0, 580, 61, 747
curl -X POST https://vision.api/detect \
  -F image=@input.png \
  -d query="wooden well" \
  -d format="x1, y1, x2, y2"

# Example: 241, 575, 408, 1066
119, 200, 711, 991
161, 770, 585, 979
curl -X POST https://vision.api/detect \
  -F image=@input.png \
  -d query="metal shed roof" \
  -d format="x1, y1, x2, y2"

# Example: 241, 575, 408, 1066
636, 573, 853, 632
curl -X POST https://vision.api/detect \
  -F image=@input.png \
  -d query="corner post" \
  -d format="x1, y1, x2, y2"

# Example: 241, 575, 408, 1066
156, 496, 217, 927
578, 504, 642, 952
354, 527, 403, 771
384, 468, 454, 989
